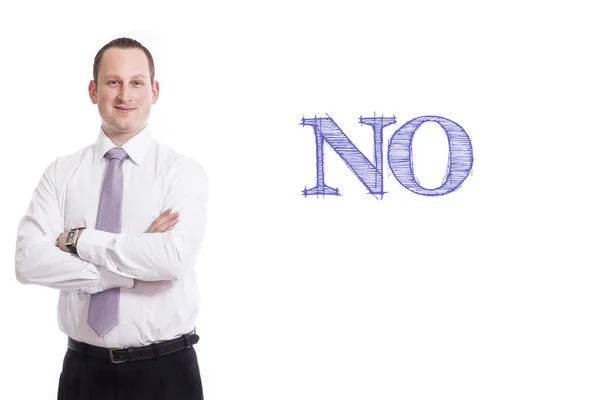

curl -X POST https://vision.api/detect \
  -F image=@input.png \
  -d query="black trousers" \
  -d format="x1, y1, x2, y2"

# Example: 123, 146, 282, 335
57, 345, 204, 399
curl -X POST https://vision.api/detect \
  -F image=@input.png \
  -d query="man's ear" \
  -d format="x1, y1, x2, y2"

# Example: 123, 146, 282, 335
88, 80, 98, 104
152, 80, 160, 104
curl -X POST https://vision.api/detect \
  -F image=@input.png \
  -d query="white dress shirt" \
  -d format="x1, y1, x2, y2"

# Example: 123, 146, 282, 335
15, 126, 209, 348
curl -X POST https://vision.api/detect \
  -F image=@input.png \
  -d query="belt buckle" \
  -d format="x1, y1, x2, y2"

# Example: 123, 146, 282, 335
109, 347, 127, 364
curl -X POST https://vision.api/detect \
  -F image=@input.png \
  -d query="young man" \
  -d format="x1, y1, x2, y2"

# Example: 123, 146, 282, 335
15, 37, 208, 399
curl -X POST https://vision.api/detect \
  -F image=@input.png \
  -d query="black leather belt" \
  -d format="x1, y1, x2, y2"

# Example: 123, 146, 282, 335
67, 330, 199, 364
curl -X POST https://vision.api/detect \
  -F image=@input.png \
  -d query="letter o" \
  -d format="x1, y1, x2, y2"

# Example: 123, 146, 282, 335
388, 116, 473, 196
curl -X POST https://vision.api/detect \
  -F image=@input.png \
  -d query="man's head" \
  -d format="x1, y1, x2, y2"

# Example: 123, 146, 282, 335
89, 37, 159, 142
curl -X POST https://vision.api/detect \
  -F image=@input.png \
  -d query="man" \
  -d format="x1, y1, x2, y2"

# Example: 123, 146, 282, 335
15, 37, 208, 399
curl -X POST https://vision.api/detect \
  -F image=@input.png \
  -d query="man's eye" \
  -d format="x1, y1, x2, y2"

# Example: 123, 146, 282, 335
133, 81, 143, 86
108, 80, 119, 85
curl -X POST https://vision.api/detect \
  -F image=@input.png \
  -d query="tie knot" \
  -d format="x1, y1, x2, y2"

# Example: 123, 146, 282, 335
105, 147, 128, 161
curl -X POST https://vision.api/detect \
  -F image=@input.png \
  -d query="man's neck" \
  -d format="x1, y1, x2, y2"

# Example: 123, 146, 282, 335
102, 125, 146, 147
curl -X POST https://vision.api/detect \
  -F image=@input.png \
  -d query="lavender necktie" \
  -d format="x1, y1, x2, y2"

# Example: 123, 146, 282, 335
87, 147, 128, 337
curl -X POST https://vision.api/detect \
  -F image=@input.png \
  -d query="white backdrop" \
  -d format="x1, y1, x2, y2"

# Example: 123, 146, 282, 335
1, 1, 599, 399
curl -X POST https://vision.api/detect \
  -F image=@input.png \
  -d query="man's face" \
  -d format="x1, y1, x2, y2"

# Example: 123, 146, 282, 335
89, 47, 159, 138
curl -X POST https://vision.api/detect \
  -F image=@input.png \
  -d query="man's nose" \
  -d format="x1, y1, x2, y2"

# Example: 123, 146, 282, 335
117, 86, 133, 102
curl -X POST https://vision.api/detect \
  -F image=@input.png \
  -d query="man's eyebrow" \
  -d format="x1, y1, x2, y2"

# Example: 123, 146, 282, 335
103, 74, 147, 80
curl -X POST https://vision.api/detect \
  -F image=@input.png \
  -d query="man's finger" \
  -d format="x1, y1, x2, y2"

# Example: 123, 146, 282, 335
148, 221, 161, 233
147, 210, 178, 233
158, 218, 179, 232
156, 221, 170, 232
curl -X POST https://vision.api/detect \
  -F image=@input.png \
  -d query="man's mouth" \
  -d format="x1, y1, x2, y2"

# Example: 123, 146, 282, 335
115, 106, 135, 114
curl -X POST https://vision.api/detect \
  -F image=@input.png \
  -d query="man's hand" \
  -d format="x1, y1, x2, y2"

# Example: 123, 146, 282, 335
147, 208, 180, 233
57, 232, 69, 252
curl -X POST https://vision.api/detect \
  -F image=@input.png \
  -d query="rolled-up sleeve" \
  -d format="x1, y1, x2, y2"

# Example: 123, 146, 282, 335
15, 159, 134, 293
76, 156, 209, 281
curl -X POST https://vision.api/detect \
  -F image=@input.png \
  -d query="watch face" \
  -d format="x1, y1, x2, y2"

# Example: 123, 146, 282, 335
66, 231, 76, 244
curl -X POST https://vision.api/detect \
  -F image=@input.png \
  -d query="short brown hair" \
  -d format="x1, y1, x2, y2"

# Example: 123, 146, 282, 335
93, 37, 155, 84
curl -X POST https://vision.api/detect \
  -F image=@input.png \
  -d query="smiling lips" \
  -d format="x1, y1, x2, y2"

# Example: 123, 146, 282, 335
115, 106, 135, 114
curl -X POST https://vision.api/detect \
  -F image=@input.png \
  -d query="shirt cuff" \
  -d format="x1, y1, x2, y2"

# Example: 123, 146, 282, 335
97, 267, 135, 292
77, 228, 117, 267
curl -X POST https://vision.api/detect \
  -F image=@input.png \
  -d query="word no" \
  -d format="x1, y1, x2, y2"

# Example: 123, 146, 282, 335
300, 114, 474, 198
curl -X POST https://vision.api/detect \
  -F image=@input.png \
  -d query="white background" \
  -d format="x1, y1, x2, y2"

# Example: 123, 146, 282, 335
1, 1, 599, 399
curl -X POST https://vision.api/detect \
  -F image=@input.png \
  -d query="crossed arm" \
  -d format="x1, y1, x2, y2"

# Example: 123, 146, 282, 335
55, 209, 180, 253
15, 156, 208, 294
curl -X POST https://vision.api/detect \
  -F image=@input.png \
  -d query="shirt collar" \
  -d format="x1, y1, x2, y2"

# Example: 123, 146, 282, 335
93, 125, 153, 166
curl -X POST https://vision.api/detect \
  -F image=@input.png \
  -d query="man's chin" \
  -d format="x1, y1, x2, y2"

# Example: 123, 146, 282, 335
102, 122, 140, 137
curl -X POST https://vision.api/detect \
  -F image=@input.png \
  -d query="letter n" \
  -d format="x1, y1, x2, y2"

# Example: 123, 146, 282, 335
300, 114, 396, 198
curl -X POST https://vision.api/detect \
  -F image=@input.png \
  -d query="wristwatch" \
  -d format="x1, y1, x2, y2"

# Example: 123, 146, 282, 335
65, 227, 86, 255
